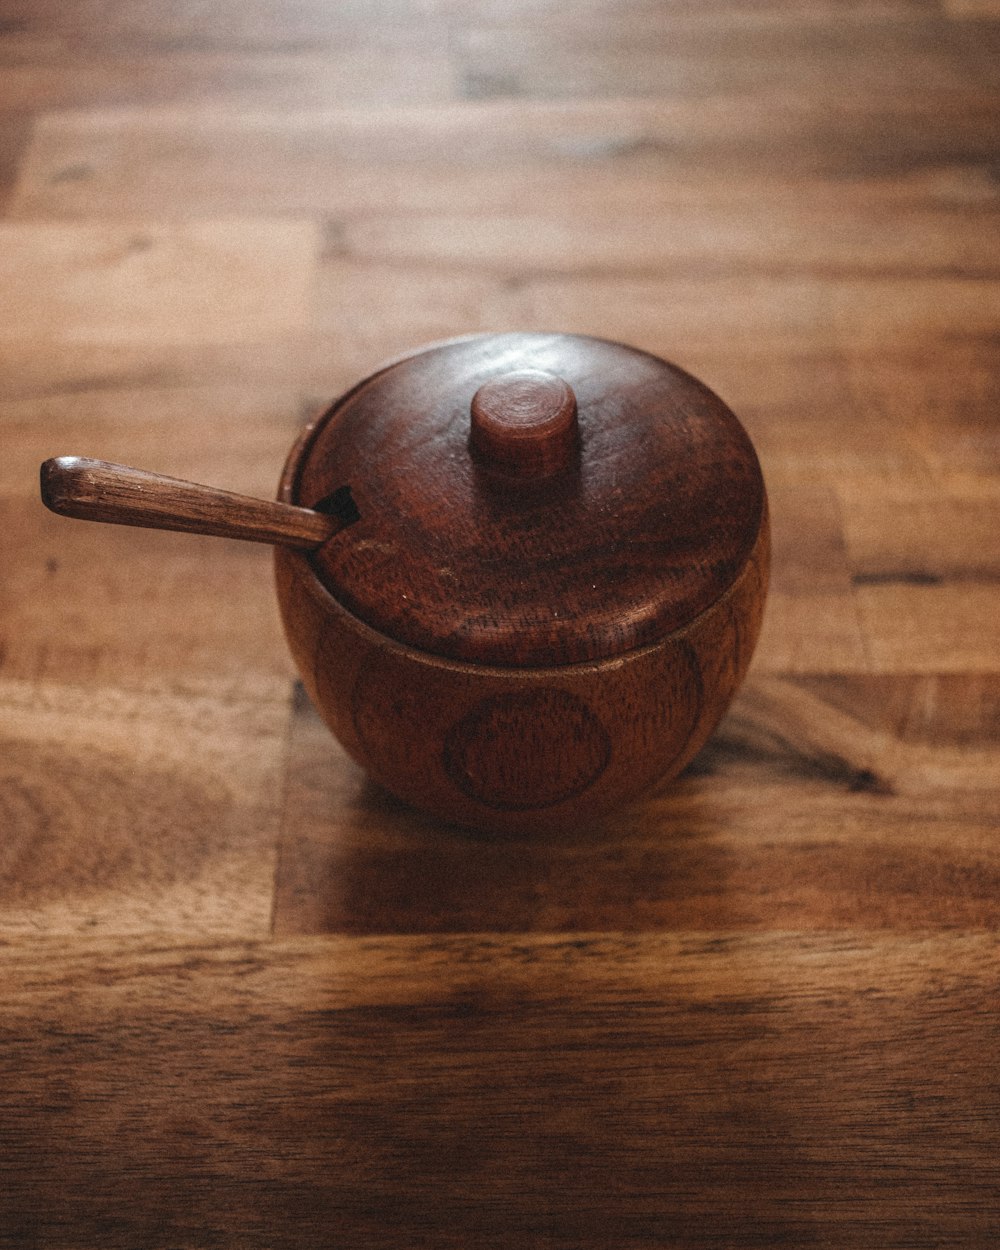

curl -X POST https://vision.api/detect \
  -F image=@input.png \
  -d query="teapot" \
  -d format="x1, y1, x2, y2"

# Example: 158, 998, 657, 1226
40, 333, 769, 833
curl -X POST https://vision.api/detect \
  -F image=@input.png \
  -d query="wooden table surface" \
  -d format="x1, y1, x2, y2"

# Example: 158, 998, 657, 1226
2, 2, 999, 1246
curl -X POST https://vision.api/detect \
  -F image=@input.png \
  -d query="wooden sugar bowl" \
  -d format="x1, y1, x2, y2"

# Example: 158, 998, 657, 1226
41, 333, 769, 833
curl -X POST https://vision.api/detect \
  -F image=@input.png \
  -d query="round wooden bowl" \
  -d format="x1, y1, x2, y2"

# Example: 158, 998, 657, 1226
274, 333, 769, 833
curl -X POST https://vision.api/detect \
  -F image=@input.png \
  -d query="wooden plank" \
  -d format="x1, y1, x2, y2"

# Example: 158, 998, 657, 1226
839, 343, 1000, 485
835, 471, 1000, 674
455, 14, 984, 100
336, 203, 1000, 277
0, 0, 945, 59
0, 219, 316, 346
829, 275, 1000, 349
756, 465, 871, 672
446, 0, 941, 25
853, 583, 1000, 672
0, 49, 454, 113
11, 113, 999, 226
272, 676, 1000, 935
0, 336, 331, 404
312, 258, 525, 369
0, 219, 319, 398
10, 94, 1000, 220
0, 675, 288, 938
722, 356, 929, 484
0, 0, 454, 52
503, 274, 1000, 369
4, 221, 994, 399
1, 931, 997, 1248
838, 477, 1000, 583
1, 384, 302, 683
515, 274, 834, 362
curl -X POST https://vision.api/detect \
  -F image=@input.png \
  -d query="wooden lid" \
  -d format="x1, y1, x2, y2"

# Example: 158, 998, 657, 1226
292, 333, 765, 667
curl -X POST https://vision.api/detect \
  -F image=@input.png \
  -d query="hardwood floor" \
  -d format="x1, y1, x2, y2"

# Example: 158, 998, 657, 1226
1, 2, 998, 1245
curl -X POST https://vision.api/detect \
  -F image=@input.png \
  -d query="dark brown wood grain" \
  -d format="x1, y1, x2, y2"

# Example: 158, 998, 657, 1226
470, 368, 579, 478
297, 333, 766, 668
40, 455, 351, 548
275, 513, 768, 833
1, 932, 999, 1250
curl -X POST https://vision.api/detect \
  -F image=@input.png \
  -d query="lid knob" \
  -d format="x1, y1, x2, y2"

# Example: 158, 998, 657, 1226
470, 370, 579, 478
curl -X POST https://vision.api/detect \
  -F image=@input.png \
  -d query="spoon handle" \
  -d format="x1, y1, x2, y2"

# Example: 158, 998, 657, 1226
40, 456, 357, 549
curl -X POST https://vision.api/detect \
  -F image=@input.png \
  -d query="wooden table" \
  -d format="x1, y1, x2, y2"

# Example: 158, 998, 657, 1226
2, 2, 999, 1245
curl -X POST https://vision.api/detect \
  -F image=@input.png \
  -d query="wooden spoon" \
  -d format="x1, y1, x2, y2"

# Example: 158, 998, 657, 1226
40, 456, 359, 549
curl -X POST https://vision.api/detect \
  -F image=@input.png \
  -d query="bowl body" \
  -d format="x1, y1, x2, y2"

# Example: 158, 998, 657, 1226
275, 519, 767, 834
